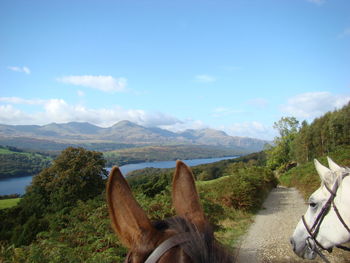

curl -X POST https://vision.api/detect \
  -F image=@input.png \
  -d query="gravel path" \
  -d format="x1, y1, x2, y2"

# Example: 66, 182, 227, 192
235, 186, 350, 263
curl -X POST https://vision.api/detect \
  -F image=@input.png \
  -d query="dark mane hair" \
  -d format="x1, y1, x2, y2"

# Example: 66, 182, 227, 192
153, 216, 235, 263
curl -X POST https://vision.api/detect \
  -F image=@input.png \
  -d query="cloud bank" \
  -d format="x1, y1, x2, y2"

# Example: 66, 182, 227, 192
223, 122, 275, 141
57, 75, 127, 93
0, 97, 180, 128
282, 92, 350, 119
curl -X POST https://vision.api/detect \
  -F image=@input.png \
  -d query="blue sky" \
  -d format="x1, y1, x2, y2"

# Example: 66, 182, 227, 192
1, 0, 349, 140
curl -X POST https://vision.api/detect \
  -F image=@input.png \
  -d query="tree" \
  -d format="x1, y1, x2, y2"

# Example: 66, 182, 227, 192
292, 120, 311, 163
273, 117, 299, 138
267, 117, 300, 170
28, 147, 107, 211
1, 147, 107, 246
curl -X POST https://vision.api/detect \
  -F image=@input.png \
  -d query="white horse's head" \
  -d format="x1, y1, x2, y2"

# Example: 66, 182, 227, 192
290, 157, 350, 260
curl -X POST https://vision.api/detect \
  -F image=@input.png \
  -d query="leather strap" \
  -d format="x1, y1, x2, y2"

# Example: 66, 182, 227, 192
144, 233, 192, 263
302, 172, 350, 257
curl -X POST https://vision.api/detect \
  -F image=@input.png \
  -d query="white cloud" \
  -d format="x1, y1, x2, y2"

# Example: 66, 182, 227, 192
195, 74, 216, 83
0, 105, 32, 123
0, 97, 180, 128
0, 97, 45, 105
281, 92, 350, 119
7, 66, 31, 75
307, 0, 325, 5
223, 121, 275, 140
57, 75, 127, 93
338, 28, 350, 39
160, 119, 208, 132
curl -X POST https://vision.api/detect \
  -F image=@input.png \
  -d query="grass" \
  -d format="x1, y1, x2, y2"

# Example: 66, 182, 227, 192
0, 198, 21, 210
195, 167, 276, 248
215, 209, 253, 248
279, 145, 350, 200
0, 148, 14, 154
197, 176, 254, 247
196, 175, 230, 186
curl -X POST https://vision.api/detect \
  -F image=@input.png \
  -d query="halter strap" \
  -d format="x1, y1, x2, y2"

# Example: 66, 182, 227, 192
302, 215, 329, 251
332, 200, 350, 234
144, 233, 192, 263
301, 172, 350, 259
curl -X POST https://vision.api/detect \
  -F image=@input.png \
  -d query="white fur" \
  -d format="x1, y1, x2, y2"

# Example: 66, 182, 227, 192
290, 158, 350, 259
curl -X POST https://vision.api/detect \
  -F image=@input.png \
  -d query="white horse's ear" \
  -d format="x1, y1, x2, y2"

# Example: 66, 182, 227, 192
327, 157, 342, 171
314, 159, 334, 185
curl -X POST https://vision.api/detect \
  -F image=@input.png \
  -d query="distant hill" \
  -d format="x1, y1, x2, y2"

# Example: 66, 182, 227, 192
0, 121, 269, 153
0, 145, 51, 178
104, 145, 243, 166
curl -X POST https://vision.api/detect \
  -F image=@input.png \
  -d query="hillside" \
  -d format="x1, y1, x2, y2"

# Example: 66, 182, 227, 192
0, 146, 51, 178
104, 145, 244, 166
270, 103, 350, 199
279, 145, 350, 199
0, 148, 276, 262
0, 121, 268, 153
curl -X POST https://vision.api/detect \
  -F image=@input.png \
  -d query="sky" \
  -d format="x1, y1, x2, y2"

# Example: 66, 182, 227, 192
0, 0, 349, 140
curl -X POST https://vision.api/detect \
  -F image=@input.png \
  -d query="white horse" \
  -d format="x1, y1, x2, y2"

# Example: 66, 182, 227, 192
290, 157, 350, 261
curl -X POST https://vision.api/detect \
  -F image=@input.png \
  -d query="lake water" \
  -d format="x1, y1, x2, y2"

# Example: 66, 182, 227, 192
0, 156, 237, 196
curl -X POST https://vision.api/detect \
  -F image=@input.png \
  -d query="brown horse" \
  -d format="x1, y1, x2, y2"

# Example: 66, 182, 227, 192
107, 160, 234, 263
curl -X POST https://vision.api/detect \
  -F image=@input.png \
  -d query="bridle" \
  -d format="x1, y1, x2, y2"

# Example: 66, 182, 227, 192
301, 172, 350, 262
124, 233, 193, 263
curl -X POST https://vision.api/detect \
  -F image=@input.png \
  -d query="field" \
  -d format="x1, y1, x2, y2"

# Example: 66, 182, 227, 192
0, 198, 21, 210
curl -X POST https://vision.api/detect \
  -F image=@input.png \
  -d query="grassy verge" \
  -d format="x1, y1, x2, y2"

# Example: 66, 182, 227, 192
279, 145, 350, 200
0, 198, 21, 210
197, 166, 277, 247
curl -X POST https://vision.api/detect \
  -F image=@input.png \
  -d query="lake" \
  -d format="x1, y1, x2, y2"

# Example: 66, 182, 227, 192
0, 156, 238, 196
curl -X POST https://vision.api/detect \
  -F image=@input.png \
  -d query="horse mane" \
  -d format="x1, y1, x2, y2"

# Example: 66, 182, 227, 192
153, 216, 234, 263
336, 166, 350, 192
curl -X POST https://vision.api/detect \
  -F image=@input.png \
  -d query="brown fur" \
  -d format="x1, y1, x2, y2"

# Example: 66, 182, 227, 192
107, 160, 234, 263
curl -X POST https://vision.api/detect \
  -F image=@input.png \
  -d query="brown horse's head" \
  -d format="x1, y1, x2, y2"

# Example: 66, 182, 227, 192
107, 160, 233, 263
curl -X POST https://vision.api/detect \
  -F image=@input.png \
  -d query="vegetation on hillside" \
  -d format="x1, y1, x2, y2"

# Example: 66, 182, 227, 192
104, 145, 243, 166
0, 146, 52, 178
0, 147, 276, 262
268, 102, 350, 199
0, 143, 243, 180
267, 103, 350, 172
279, 145, 350, 199
0, 198, 21, 210
0, 147, 107, 248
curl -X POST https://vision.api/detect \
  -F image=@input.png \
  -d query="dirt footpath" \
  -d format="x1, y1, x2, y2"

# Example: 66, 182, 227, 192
235, 186, 350, 263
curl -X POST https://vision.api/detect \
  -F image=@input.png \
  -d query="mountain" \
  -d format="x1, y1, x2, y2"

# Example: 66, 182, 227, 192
179, 128, 267, 150
0, 121, 269, 152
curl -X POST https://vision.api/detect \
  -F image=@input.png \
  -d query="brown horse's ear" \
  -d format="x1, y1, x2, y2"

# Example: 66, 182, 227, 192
172, 160, 206, 230
107, 167, 157, 248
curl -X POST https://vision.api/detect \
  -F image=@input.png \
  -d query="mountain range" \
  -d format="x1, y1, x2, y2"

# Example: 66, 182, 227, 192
0, 121, 269, 152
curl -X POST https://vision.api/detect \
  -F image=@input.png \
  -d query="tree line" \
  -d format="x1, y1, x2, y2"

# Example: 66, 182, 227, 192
267, 102, 350, 171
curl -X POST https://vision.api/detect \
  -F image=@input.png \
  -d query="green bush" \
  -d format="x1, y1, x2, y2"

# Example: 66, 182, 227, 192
198, 167, 277, 211
279, 145, 350, 199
